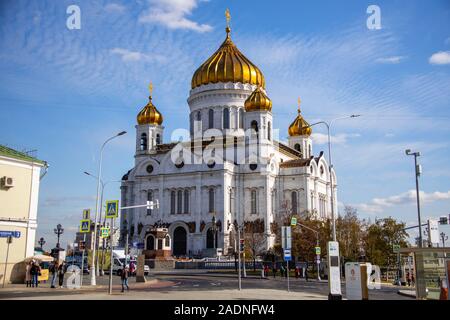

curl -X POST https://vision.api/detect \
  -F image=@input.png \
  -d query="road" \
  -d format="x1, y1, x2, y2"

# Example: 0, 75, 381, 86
0, 272, 412, 300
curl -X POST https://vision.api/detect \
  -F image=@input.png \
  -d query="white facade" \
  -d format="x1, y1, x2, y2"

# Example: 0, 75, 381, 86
120, 81, 337, 258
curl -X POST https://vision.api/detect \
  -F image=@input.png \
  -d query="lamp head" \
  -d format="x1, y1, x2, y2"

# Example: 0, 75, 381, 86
117, 131, 127, 136
405, 149, 411, 155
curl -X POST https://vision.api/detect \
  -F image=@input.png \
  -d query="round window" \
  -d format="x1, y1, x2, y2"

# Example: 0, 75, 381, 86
249, 163, 258, 171
207, 160, 216, 168
146, 164, 154, 174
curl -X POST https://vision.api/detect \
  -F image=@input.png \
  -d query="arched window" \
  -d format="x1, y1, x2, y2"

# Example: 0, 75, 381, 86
239, 109, 244, 129
308, 145, 312, 158
209, 188, 215, 213
267, 121, 271, 140
184, 189, 190, 214
147, 190, 153, 215
233, 137, 238, 164
165, 235, 170, 247
251, 120, 259, 132
170, 191, 176, 214
206, 228, 218, 249
156, 134, 161, 145
140, 133, 147, 151
251, 190, 257, 214
177, 190, 183, 214
146, 235, 155, 250
223, 108, 230, 129
208, 109, 214, 129
291, 191, 298, 214
294, 143, 301, 152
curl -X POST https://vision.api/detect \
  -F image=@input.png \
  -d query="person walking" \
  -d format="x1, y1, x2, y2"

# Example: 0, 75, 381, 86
30, 260, 40, 287
406, 272, 411, 287
50, 261, 59, 288
121, 265, 130, 292
25, 261, 32, 287
295, 266, 299, 279
58, 261, 65, 288
305, 267, 309, 282
272, 265, 277, 278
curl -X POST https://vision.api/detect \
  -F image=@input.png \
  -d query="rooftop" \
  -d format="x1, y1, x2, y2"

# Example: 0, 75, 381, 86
0, 144, 46, 165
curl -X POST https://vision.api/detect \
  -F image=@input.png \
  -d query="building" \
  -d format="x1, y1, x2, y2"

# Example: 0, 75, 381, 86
120, 17, 336, 258
0, 145, 48, 284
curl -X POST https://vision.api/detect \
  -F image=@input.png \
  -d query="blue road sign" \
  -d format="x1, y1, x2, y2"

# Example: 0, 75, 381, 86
0, 231, 21, 238
105, 200, 119, 219
284, 249, 291, 261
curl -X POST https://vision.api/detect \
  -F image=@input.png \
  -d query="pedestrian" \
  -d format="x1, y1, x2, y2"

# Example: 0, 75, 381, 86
130, 260, 136, 276
25, 261, 32, 287
30, 260, 40, 287
305, 267, 309, 282
50, 260, 59, 288
272, 265, 277, 278
121, 265, 130, 292
406, 272, 411, 287
411, 273, 415, 286
295, 266, 299, 279
280, 265, 285, 278
58, 261, 65, 288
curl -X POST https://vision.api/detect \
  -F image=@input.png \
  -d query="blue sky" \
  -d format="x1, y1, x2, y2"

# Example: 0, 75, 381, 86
0, 0, 449, 249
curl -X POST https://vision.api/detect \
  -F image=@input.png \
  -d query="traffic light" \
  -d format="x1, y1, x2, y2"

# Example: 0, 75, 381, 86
239, 239, 244, 252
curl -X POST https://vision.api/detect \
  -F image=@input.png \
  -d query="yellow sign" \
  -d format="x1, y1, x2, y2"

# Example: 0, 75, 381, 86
105, 200, 119, 219
79, 219, 90, 233
100, 227, 110, 238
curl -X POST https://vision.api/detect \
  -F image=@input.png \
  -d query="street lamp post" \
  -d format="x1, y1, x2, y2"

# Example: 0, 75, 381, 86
54, 224, 64, 249
405, 149, 422, 248
90, 131, 126, 286
38, 237, 46, 251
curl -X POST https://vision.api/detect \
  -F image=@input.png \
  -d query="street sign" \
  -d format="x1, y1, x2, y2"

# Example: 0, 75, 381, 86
82, 209, 90, 220
393, 244, 400, 253
79, 219, 91, 233
105, 200, 119, 219
0, 231, 21, 238
428, 219, 439, 245
100, 227, 110, 238
284, 249, 291, 261
290, 217, 297, 226
315, 246, 321, 255
281, 226, 292, 250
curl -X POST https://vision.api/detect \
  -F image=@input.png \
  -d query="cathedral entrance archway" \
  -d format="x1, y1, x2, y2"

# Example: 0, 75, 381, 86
173, 226, 187, 256
206, 228, 218, 249
146, 234, 155, 250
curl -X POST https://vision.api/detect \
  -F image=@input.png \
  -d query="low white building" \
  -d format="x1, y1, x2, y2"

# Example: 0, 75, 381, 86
120, 23, 336, 258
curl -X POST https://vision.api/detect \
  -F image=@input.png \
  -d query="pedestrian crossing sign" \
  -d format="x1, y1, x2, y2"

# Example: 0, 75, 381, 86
79, 219, 91, 233
82, 209, 90, 220
105, 200, 119, 219
100, 227, 110, 238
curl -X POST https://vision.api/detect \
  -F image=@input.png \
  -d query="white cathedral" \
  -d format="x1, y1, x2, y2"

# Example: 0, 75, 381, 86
120, 20, 337, 258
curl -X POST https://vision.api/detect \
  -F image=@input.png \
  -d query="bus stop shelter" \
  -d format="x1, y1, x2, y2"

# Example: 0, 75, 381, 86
399, 247, 450, 299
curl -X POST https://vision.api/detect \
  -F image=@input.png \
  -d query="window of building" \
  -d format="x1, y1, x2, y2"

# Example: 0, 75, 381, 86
156, 133, 161, 145
177, 190, 183, 214
140, 133, 147, 151
223, 108, 230, 129
267, 121, 271, 140
291, 191, 298, 214
170, 191, 176, 214
209, 109, 214, 129
184, 189, 190, 214
239, 108, 244, 129
294, 143, 301, 152
209, 188, 215, 213
251, 120, 259, 133
147, 190, 153, 215
308, 145, 312, 158
165, 235, 170, 247
251, 190, 257, 214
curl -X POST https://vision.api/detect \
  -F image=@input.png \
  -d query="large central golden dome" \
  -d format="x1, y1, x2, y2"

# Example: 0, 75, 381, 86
191, 27, 265, 89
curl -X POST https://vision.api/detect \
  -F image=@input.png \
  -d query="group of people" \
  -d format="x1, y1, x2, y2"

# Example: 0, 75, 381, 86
25, 260, 41, 287
49, 261, 66, 288
262, 264, 309, 281
406, 271, 415, 287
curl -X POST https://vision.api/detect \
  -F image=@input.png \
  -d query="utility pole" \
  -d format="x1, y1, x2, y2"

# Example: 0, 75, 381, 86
2, 236, 12, 288
441, 232, 448, 248
405, 149, 422, 247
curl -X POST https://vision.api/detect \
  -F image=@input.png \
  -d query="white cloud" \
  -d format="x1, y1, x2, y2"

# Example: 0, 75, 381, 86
104, 3, 126, 13
429, 51, 450, 65
375, 56, 407, 64
110, 48, 168, 63
351, 190, 450, 215
311, 133, 360, 145
139, 0, 212, 33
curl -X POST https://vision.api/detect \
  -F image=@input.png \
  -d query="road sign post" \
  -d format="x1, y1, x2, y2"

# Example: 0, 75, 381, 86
284, 248, 291, 292
79, 219, 91, 233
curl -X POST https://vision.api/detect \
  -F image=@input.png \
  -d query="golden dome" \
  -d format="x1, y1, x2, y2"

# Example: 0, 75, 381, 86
244, 86, 272, 112
191, 27, 265, 89
288, 98, 312, 136
137, 83, 163, 125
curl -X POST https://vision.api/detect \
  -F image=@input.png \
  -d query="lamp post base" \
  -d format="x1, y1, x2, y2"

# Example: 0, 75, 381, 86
328, 293, 342, 300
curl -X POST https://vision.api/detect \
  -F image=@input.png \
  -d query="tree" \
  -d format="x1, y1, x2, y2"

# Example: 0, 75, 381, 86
336, 206, 368, 263
363, 217, 408, 267
243, 219, 266, 271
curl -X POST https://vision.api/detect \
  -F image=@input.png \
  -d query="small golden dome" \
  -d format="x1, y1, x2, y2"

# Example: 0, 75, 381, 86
137, 83, 163, 125
191, 26, 265, 89
244, 86, 272, 112
288, 98, 312, 136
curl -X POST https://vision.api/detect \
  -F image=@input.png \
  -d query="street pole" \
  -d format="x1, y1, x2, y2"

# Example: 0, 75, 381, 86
109, 218, 114, 295
316, 236, 321, 281
80, 233, 86, 287
287, 259, 290, 292
90, 131, 126, 286
237, 226, 241, 291
406, 150, 422, 248
2, 236, 12, 288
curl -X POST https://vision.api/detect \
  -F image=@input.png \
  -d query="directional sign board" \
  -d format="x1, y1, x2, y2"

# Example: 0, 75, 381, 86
315, 246, 321, 255
290, 217, 297, 226
79, 219, 91, 233
284, 249, 292, 261
393, 244, 400, 253
0, 231, 21, 238
82, 209, 90, 220
105, 200, 119, 219
281, 226, 292, 250
100, 227, 110, 238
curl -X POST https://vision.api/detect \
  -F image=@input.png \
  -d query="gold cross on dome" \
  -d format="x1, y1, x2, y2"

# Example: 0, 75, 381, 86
297, 97, 301, 113
149, 82, 153, 96
225, 8, 231, 28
